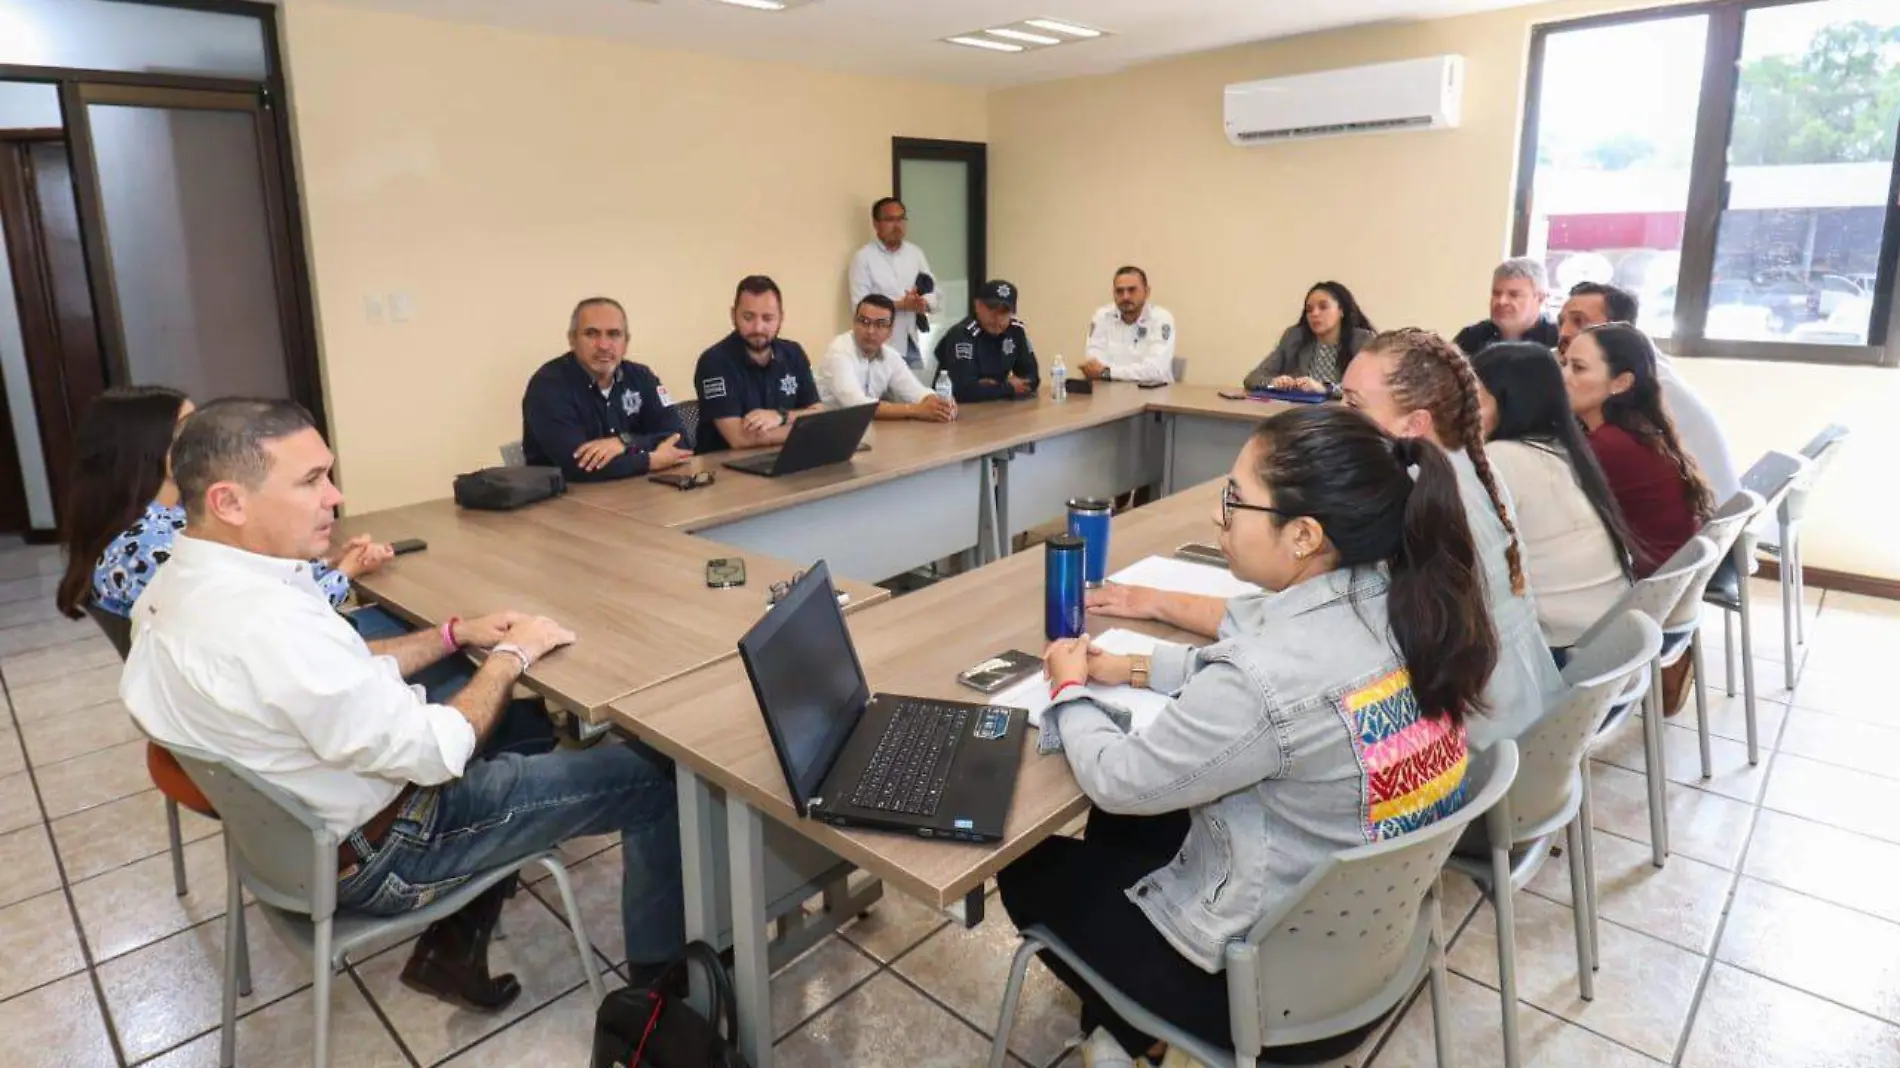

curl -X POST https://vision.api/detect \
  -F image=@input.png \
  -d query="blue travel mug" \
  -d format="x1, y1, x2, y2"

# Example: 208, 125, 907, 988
1067, 498, 1112, 588
1045, 535, 1086, 641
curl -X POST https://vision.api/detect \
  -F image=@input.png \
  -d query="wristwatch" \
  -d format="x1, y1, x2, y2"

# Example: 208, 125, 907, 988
1129, 653, 1151, 690
778, 409, 790, 427
1101, 367, 1112, 381
616, 431, 635, 448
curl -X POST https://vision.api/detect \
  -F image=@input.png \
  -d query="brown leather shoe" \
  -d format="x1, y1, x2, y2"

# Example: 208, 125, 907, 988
1661, 659, 1694, 718
399, 878, 522, 1013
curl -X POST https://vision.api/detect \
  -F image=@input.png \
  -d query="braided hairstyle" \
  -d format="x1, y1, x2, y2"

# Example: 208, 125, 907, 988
1362, 328, 1528, 595
1582, 322, 1716, 523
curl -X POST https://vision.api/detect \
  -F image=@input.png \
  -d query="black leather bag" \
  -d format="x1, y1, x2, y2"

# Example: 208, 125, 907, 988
591, 942, 750, 1068
451, 465, 565, 511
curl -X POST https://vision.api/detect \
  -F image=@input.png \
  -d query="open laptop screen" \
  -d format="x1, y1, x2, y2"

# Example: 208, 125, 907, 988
736, 561, 869, 806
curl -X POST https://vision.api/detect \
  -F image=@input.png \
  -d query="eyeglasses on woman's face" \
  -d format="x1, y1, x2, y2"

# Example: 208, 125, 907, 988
1219, 479, 1294, 530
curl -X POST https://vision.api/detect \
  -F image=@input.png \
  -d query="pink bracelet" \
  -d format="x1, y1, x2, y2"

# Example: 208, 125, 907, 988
441, 617, 461, 652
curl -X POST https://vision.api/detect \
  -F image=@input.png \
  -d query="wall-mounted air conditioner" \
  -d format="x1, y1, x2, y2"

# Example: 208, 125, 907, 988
1224, 55, 1464, 146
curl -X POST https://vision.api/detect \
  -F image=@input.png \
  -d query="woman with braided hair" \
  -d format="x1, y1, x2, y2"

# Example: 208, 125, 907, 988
1339, 328, 1563, 749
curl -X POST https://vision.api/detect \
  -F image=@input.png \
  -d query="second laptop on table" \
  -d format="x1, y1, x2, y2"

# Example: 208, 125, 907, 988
722, 403, 878, 478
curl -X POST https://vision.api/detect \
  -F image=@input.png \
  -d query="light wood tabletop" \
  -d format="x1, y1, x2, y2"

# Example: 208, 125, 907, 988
334, 495, 889, 717
606, 480, 1231, 909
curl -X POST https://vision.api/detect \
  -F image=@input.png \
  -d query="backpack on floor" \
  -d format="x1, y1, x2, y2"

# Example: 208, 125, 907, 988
592, 941, 751, 1068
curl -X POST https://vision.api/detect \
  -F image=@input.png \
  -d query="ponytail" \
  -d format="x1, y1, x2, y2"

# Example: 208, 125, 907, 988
1388, 437, 1499, 724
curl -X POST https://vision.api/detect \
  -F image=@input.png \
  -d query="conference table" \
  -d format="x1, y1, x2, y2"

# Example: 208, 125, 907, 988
341, 382, 1291, 1067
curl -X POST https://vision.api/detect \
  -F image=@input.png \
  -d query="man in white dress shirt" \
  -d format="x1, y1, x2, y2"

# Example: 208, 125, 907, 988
848, 197, 940, 369
1079, 266, 1176, 385
119, 399, 685, 1010
817, 294, 956, 421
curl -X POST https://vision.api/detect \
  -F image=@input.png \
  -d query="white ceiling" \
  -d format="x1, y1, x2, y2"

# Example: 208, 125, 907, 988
294, 0, 1549, 86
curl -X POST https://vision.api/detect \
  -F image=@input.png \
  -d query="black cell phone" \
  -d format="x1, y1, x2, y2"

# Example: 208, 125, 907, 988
705, 557, 747, 588
651, 471, 714, 491
390, 538, 427, 555
957, 650, 1041, 694
1174, 542, 1228, 567
1137, 380, 1167, 390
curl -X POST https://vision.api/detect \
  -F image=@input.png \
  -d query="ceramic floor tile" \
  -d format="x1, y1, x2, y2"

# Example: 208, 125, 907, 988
0, 971, 118, 1068
1447, 893, 1702, 1061
18, 698, 144, 768
0, 726, 23, 779
51, 787, 221, 885
0, 824, 62, 910
1583, 759, 1757, 870
355, 886, 613, 1065
0, 888, 87, 1002
0, 616, 100, 659
0, 768, 42, 837
71, 834, 233, 963
0, 636, 121, 688
1525, 829, 1732, 955
1591, 721, 1774, 804
771, 972, 994, 1068
33, 737, 150, 819
1787, 664, 1896, 727
0, 545, 62, 582
1717, 877, 1900, 1025
524, 843, 624, 968
1761, 751, 1900, 845
0, 595, 68, 630
1681, 963, 1900, 1068
1374, 970, 1662, 1068
1775, 706, 1900, 780
769, 936, 880, 1039
437, 978, 626, 1067
0, 571, 61, 607
841, 885, 952, 963
96, 902, 310, 1063
1743, 809, 1900, 926
9, 662, 124, 725
893, 907, 1083, 1068
1652, 687, 1789, 751
136, 974, 410, 1068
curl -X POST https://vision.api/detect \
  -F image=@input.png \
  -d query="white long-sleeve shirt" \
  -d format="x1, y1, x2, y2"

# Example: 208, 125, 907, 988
120, 534, 476, 838
1083, 303, 1176, 384
848, 240, 940, 349
1652, 353, 1741, 503
817, 332, 930, 409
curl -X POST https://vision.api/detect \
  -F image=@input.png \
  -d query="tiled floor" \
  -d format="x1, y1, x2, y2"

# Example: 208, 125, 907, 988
6, 534, 1900, 1067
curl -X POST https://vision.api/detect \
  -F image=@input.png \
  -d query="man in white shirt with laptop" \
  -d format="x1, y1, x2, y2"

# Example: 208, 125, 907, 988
119, 398, 685, 1011
817, 294, 956, 421
848, 196, 940, 370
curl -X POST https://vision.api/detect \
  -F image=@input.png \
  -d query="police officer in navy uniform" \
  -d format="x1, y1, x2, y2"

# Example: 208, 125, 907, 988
693, 275, 824, 452
521, 296, 692, 481
936, 279, 1040, 403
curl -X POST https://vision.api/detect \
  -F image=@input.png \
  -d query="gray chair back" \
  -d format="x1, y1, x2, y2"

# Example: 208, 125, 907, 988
1510, 613, 1662, 839
1228, 740, 1520, 1049
1574, 536, 1717, 649
675, 399, 702, 451
161, 741, 340, 923
1741, 450, 1805, 509
1662, 497, 1759, 630
1170, 355, 1187, 384
85, 602, 133, 659
1782, 423, 1848, 525
499, 441, 526, 467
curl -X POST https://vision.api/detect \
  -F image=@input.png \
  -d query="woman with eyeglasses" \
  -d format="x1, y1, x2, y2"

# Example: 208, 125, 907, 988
1560, 322, 1713, 578
1241, 280, 1376, 393
1000, 405, 1495, 1068
1472, 342, 1636, 655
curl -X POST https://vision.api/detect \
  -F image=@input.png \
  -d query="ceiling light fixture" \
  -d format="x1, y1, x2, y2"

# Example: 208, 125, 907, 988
984, 27, 1063, 45
946, 35, 1026, 53
708, 0, 822, 11
1023, 17, 1103, 38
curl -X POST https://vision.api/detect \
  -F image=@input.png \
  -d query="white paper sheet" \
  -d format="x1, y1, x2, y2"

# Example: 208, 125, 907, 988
998, 627, 1174, 733
1106, 555, 1260, 600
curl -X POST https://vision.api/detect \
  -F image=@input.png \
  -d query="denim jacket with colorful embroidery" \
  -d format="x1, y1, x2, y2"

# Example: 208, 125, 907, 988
1042, 567, 1471, 972
92, 501, 351, 616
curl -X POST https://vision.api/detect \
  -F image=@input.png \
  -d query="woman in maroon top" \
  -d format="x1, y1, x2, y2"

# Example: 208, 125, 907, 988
1562, 322, 1714, 577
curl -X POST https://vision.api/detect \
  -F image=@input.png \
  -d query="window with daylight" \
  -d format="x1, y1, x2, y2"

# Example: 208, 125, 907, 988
1514, 0, 1900, 365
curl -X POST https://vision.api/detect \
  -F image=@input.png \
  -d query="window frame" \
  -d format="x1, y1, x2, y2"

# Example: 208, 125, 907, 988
1512, 0, 1900, 368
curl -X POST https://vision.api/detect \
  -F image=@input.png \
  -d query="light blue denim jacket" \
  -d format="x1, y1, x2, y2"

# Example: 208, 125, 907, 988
1041, 567, 1472, 972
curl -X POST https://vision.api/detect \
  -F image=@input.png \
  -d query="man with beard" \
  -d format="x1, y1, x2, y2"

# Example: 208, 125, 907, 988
1079, 266, 1176, 384
693, 275, 824, 452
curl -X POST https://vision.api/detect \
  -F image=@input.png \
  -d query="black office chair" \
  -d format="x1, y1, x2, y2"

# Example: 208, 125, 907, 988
675, 399, 702, 452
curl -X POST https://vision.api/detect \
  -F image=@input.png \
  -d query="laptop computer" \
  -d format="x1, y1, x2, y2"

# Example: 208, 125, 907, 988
736, 561, 1024, 842
722, 403, 878, 478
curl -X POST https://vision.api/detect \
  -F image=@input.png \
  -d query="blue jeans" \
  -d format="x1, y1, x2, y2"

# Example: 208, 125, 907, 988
345, 607, 474, 705
334, 701, 685, 966
344, 605, 411, 641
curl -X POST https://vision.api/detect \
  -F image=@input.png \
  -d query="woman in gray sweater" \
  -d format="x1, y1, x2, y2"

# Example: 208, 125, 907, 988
1242, 280, 1376, 392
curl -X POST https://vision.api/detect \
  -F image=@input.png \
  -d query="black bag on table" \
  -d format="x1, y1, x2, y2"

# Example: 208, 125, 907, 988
592, 941, 750, 1068
452, 465, 565, 511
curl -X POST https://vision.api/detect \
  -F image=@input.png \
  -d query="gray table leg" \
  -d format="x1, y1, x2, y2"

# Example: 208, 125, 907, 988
994, 455, 1013, 559
676, 767, 720, 1011
1159, 413, 1178, 497
727, 796, 773, 1068
977, 454, 1000, 565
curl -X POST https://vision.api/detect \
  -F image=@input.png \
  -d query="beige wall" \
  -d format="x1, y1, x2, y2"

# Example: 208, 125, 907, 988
280, 2, 987, 513
988, 0, 1897, 580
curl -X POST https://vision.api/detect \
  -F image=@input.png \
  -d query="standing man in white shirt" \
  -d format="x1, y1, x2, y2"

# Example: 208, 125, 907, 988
1079, 266, 1176, 385
849, 197, 940, 370
120, 399, 685, 1010
818, 294, 956, 421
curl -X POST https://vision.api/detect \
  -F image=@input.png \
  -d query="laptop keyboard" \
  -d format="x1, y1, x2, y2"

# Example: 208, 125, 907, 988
850, 701, 970, 816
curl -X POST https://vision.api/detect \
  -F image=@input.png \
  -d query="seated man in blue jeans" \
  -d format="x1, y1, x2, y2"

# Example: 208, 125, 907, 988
119, 398, 683, 1013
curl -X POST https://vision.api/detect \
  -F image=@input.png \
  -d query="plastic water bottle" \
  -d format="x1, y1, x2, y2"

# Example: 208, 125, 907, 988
934, 369, 955, 408
1051, 355, 1068, 402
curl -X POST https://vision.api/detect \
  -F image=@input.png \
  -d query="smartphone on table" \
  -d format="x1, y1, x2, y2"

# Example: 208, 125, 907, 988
705, 558, 747, 588
390, 538, 428, 555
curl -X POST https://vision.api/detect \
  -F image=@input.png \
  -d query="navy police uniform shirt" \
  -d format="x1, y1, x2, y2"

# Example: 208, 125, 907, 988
692, 332, 821, 452
1453, 316, 1562, 356
520, 353, 687, 481
934, 315, 1040, 403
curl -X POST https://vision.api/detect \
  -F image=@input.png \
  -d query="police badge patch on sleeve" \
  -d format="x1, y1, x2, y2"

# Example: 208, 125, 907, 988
1161, 323, 1172, 341
700, 377, 728, 400
955, 342, 975, 361
656, 385, 675, 407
